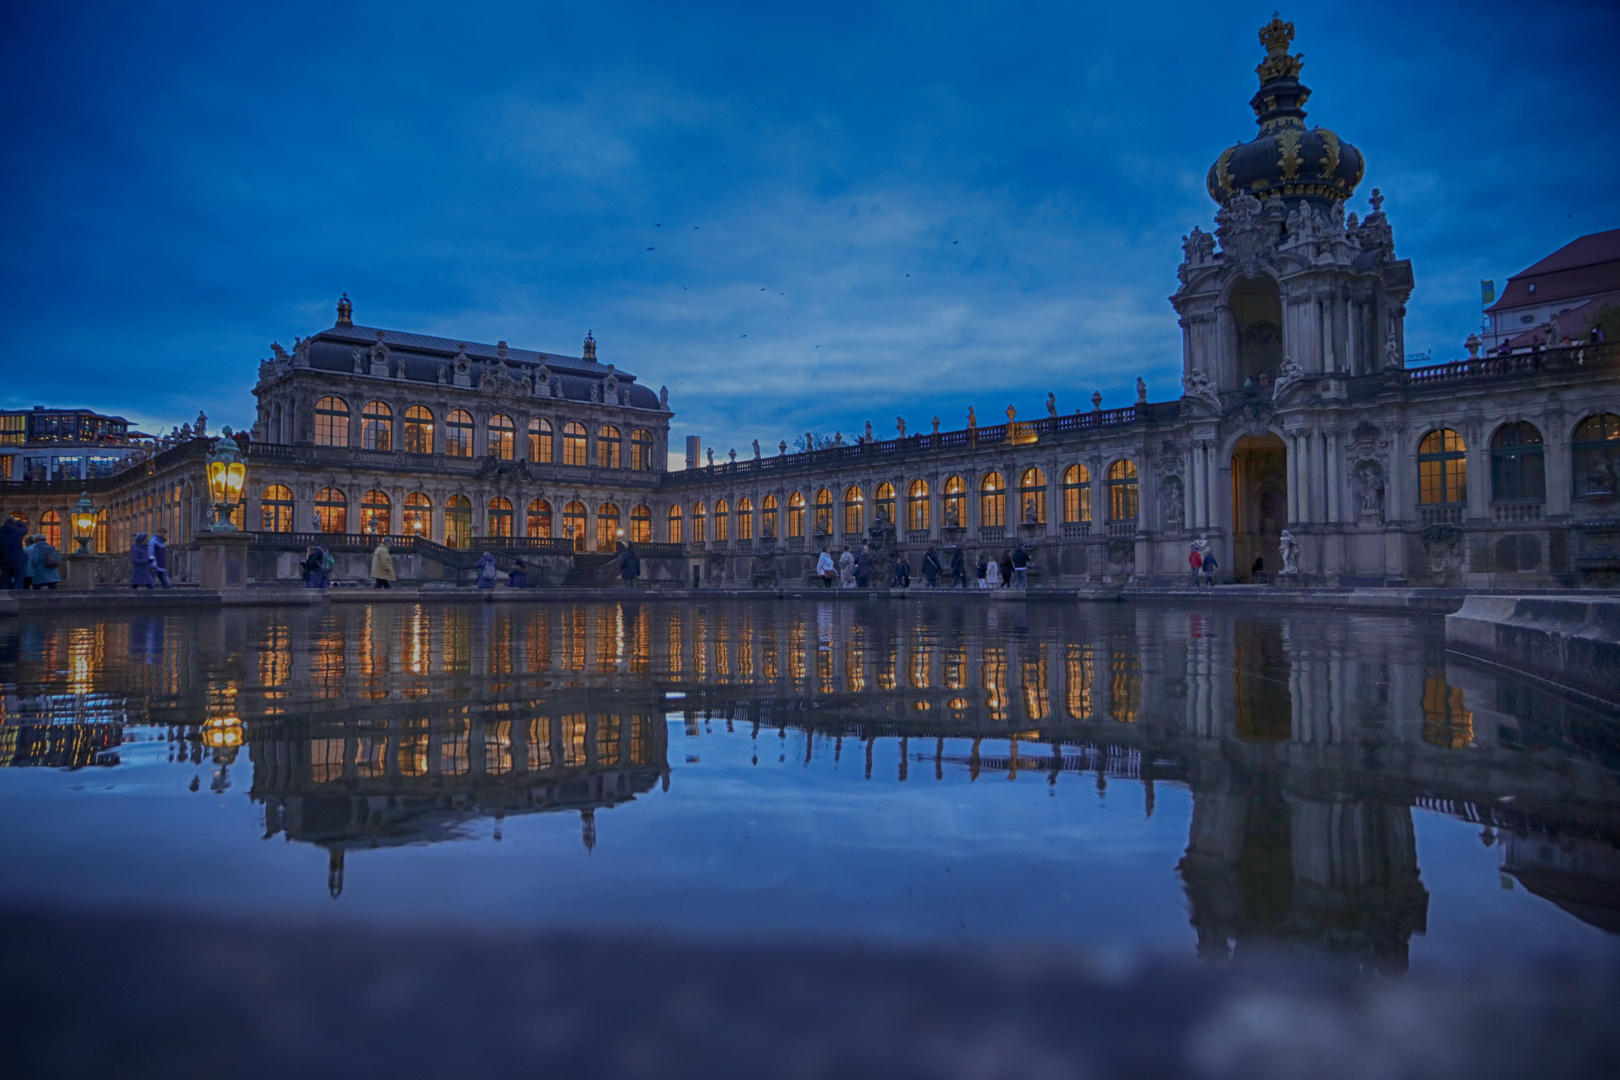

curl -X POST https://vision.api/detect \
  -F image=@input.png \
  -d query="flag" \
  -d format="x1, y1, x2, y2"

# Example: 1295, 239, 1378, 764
1481, 279, 1496, 306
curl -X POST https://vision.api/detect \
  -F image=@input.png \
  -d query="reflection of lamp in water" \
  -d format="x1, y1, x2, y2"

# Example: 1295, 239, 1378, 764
71, 491, 96, 554
205, 432, 247, 531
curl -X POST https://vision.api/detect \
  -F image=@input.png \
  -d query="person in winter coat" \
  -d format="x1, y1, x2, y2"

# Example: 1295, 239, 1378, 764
303, 544, 329, 589
619, 543, 641, 584
0, 515, 27, 589
894, 553, 912, 587
475, 550, 498, 588
1188, 546, 1202, 586
922, 546, 941, 587
26, 534, 62, 589
854, 546, 872, 588
149, 530, 172, 589
131, 532, 156, 589
816, 547, 836, 587
838, 547, 855, 588
1011, 543, 1030, 587
998, 550, 1014, 588
950, 548, 966, 588
508, 559, 529, 589
370, 542, 396, 589
1201, 551, 1218, 586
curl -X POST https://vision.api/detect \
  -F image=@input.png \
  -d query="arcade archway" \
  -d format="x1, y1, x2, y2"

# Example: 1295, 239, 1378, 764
1231, 434, 1287, 581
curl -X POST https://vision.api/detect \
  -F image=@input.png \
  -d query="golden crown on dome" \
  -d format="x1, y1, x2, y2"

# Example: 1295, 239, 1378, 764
1256, 12, 1304, 82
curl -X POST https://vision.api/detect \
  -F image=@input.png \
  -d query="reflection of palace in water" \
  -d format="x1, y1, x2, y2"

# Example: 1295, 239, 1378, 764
2, 601, 1616, 956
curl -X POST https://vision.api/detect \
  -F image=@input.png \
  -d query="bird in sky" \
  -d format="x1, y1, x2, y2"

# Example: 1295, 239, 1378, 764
952, 240, 959, 245
646, 246, 655, 251
654, 223, 662, 227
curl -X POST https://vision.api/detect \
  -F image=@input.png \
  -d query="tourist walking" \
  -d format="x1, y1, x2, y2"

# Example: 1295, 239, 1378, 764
1188, 546, 1202, 585
922, 546, 941, 587
149, 530, 172, 589
303, 543, 329, 589
0, 514, 26, 589
984, 554, 1002, 588
894, 552, 912, 587
975, 553, 988, 588
475, 550, 498, 588
854, 545, 872, 588
1011, 543, 1029, 587
1250, 556, 1265, 584
370, 541, 395, 588
839, 546, 855, 588
816, 547, 836, 587
998, 549, 1013, 588
619, 542, 641, 585
1201, 550, 1218, 586
509, 558, 529, 588
950, 548, 966, 588
26, 534, 61, 589
131, 532, 156, 589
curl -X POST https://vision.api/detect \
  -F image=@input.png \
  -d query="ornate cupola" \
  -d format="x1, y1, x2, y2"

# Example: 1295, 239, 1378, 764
1207, 14, 1365, 208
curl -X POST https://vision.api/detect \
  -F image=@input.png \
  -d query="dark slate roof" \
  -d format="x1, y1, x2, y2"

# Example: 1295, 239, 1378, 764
1487, 229, 1620, 312
305, 324, 661, 410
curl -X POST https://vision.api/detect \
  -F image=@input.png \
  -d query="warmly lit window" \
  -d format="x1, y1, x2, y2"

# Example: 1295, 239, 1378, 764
563, 422, 588, 466
1418, 429, 1466, 505
631, 429, 654, 471
942, 475, 966, 529
979, 472, 1005, 528
737, 497, 754, 540
631, 504, 652, 543
314, 396, 350, 447
260, 484, 295, 532
714, 499, 730, 542
404, 406, 434, 453
1572, 413, 1620, 500
667, 505, 684, 544
445, 495, 472, 548
403, 492, 431, 536
874, 482, 895, 527
95, 508, 110, 553
1490, 423, 1545, 504
521, 498, 551, 539
809, 489, 830, 535
314, 487, 347, 533
488, 497, 513, 538
598, 425, 621, 468
40, 510, 61, 549
528, 418, 554, 463
1106, 460, 1138, 521
563, 500, 587, 550
487, 414, 515, 460
360, 490, 391, 534
361, 401, 392, 451
842, 485, 864, 535
692, 502, 707, 542
597, 503, 621, 550
1018, 467, 1047, 524
761, 494, 779, 538
445, 410, 474, 457
906, 479, 930, 531
785, 492, 804, 537
1062, 464, 1092, 523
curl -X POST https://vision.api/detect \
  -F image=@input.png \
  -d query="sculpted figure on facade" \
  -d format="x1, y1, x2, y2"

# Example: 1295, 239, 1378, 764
1182, 369, 1222, 412
752, 439, 761, 459
1353, 459, 1386, 516
1272, 354, 1305, 401
1279, 528, 1300, 575
1161, 474, 1185, 531
1384, 327, 1403, 370
660, 385, 669, 408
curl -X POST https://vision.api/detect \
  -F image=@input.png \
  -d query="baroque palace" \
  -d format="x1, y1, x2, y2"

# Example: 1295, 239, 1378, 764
2, 16, 1618, 589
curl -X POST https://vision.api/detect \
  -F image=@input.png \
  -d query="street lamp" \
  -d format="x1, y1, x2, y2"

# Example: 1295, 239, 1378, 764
71, 491, 96, 555
206, 428, 247, 531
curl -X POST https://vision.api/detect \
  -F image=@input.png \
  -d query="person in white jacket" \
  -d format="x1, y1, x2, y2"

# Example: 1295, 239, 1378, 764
838, 547, 856, 587
816, 548, 836, 588
984, 556, 1002, 588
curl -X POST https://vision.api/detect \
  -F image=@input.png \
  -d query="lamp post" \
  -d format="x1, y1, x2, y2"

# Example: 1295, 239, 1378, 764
205, 430, 247, 532
71, 492, 96, 555
63, 490, 100, 590
197, 428, 253, 590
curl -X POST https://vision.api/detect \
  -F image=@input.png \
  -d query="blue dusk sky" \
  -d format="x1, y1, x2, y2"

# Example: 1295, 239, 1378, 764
2, 1, 1616, 452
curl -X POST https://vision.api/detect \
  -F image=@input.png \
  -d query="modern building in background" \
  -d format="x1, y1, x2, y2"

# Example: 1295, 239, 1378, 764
1481, 229, 1620, 353
0, 406, 146, 484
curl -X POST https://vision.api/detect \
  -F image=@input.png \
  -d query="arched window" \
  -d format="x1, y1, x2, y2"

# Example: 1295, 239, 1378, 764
40, 510, 61, 549
1106, 461, 1138, 521
907, 480, 931, 532
942, 476, 966, 529
487, 414, 515, 460
979, 472, 1005, 528
563, 422, 588, 466
692, 502, 707, 543
360, 490, 391, 534
737, 497, 754, 540
95, 508, 109, 553
1490, 423, 1545, 504
787, 492, 805, 538
1018, 467, 1047, 524
631, 504, 652, 543
445, 495, 473, 548
314, 487, 347, 533
842, 485, 864, 536
631, 429, 654, 471
528, 418, 554, 463
260, 484, 295, 532
445, 410, 474, 457
813, 489, 833, 536
527, 499, 552, 539
1572, 413, 1620, 501
872, 482, 896, 528
487, 496, 513, 538
361, 401, 392, 451
403, 492, 431, 536
667, 504, 684, 544
1418, 429, 1467, 505
562, 500, 587, 551
714, 498, 730, 542
598, 425, 622, 468
1062, 464, 1092, 523
761, 494, 779, 539
404, 406, 434, 454
314, 396, 349, 447
596, 503, 620, 550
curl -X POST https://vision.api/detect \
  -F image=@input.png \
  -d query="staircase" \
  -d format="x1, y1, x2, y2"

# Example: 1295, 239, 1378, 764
562, 553, 617, 587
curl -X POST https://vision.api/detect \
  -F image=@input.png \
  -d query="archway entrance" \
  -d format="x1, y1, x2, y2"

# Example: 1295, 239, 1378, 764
1231, 433, 1287, 582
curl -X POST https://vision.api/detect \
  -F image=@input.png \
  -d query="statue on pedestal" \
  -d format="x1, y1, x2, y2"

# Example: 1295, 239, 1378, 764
1279, 529, 1300, 576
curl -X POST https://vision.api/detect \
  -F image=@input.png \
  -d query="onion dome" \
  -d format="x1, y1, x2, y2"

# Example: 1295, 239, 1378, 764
1206, 14, 1365, 208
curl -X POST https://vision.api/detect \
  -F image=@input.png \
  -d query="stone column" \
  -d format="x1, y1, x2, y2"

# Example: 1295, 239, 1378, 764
1286, 432, 1300, 526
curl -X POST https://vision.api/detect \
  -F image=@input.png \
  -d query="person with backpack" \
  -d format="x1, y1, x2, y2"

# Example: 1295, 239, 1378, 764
130, 532, 156, 589
922, 546, 941, 587
303, 544, 330, 589
475, 550, 498, 588
149, 529, 172, 589
0, 514, 26, 589
950, 548, 966, 588
26, 533, 62, 589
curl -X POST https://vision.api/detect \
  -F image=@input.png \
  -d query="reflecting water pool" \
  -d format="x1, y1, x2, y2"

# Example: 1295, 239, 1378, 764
1, 599, 1616, 972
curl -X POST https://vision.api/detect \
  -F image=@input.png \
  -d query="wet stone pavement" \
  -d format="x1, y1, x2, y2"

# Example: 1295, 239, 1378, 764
1, 599, 1617, 1078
